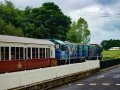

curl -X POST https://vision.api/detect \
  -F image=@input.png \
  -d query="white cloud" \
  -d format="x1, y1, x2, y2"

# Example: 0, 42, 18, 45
68, 5, 102, 21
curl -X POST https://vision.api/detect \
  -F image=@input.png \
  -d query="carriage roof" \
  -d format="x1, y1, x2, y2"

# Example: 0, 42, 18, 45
0, 35, 54, 45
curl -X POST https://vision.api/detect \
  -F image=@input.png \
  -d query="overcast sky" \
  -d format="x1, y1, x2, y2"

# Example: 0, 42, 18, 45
0, 0, 120, 44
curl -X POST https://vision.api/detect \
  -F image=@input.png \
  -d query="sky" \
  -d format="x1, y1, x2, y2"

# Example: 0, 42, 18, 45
0, 0, 120, 44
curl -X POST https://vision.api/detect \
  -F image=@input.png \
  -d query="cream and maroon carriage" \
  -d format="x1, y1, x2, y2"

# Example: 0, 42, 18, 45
0, 35, 56, 73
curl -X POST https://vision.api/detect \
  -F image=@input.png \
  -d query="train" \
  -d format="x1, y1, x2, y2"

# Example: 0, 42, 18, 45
0, 35, 102, 73
50, 40, 102, 65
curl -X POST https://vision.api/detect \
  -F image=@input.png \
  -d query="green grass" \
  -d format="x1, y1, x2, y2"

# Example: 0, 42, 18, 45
103, 50, 120, 61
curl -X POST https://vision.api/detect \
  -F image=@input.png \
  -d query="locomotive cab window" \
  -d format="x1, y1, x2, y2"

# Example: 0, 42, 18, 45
55, 44, 59, 49
61, 45, 67, 51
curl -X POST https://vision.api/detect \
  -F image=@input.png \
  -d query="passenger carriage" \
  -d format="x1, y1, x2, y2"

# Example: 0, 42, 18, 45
0, 35, 56, 73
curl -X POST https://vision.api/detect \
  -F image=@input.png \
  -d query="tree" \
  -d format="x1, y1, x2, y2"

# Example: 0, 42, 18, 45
0, 1, 71, 40
101, 39, 120, 50
0, 0, 25, 28
0, 1, 16, 24
25, 2, 71, 40
6, 23, 24, 36
0, 18, 7, 34
0, 18, 23, 36
67, 22, 79, 42
67, 17, 91, 44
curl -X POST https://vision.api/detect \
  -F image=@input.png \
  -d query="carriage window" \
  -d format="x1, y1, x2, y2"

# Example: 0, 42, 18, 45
11, 47, 23, 60
36, 48, 38, 59
40, 48, 42, 58
0, 47, 1, 61
46, 48, 48, 58
46, 48, 50, 58
32, 48, 35, 59
43, 48, 45, 58
1, 47, 4, 60
20, 47, 23, 59
28, 47, 31, 59
1, 47, 9, 61
16, 47, 19, 59
11, 47, 15, 60
39, 48, 45, 58
5, 47, 9, 60
48, 48, 50, 58
24, 48, 26, 60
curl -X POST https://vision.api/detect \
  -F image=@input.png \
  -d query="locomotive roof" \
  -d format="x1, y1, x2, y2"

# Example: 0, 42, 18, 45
50, 39, 66, 45
0, 35, 54, 45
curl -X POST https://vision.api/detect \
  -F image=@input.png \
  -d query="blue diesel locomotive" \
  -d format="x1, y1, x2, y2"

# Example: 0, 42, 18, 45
50, 39, 103, 65
50, 39, 68, 64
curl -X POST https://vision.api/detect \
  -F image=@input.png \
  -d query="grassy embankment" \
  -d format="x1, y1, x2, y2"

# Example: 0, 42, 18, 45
103, 50, 120, 61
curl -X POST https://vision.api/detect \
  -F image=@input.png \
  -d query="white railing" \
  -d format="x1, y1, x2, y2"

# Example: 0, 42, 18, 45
0, 60, 100, 90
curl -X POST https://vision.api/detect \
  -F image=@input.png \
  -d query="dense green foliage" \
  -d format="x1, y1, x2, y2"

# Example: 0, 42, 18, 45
0, 1, 24, 36
67, 17, 90, 44
0, 1, 71, 40
22, 2, 71, 40
101, 39, 120, 50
